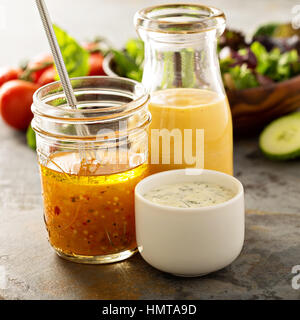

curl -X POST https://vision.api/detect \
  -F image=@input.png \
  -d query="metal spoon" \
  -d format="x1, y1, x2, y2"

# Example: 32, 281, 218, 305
35, 0, 93, 161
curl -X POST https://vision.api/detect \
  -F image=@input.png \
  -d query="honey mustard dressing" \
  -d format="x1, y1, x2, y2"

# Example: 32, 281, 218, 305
148, 88, 233, 175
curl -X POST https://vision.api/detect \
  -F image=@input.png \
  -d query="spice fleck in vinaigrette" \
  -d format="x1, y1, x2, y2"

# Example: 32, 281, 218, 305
40, 151, 148, 259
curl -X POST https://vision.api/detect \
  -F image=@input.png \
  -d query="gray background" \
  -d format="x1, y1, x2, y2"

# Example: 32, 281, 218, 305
0, 0, 297, 64
1, 0, 300, 300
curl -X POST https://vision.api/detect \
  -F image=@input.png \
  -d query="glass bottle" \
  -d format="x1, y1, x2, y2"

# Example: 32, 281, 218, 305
134, 4, 233, 175
31, 76, 150, 264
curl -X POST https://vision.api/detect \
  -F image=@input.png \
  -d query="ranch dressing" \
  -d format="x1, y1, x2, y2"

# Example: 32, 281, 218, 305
143, 182, 235, 208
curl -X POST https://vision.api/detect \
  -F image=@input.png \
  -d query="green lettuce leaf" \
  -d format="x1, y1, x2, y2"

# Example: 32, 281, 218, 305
220, 56, 234, 74
251, 41, 270, 74
276, 49, 300, 81
112, 39, 144, 82
26, 125, 36, 150
53, 24, 90, 79
229, 64, 259, 90
251, 41, 300, 82
27, 25, 90, 150
253, 23, 280, 37
127, 69, 143, 82
112, 49, 141, 79
125, 39, 144, 67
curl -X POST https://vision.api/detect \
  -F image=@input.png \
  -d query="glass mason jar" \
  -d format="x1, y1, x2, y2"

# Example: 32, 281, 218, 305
31, 76, 150, 264
134, 4, 233, 175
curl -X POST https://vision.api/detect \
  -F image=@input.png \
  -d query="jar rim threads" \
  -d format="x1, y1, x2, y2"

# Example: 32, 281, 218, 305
32, 76, 149, 120
31, 76, 151, 142
134, 3, 225, 35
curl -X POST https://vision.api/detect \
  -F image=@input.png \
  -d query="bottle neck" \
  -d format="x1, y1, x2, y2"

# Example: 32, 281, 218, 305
141, 30, 225, 95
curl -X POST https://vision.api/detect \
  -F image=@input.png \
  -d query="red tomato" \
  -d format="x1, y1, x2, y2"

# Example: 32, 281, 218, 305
37, 66, 56, 86
0, 80, 39, 130
27, 53, 53, 83
0, 67, 22, 87
88, 52, 105, 76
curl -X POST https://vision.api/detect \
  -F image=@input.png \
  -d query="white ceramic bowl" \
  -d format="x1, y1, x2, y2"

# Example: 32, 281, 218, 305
135, 169, 245, 277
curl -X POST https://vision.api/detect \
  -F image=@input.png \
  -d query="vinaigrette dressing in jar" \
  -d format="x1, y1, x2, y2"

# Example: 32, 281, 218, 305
32, 77, 150, 264
40, 153, 148, 258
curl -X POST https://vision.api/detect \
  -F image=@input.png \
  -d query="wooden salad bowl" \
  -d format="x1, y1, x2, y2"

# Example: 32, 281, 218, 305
103, 54, 300, 134
227, 74, 300, 134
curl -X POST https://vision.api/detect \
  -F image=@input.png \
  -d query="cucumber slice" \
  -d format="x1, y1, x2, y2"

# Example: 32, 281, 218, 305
259, 112, 300, 160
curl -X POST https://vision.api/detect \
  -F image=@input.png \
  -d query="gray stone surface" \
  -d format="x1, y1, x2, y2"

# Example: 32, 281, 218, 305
0, 0, 300, 301
0, 121, 300, 300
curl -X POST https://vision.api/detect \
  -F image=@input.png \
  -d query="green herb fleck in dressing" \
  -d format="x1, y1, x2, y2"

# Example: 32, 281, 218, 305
143, 182, 235, 208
